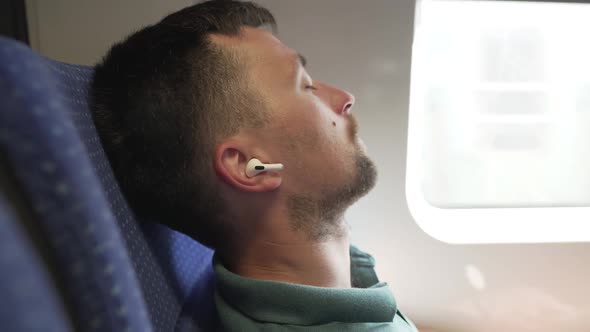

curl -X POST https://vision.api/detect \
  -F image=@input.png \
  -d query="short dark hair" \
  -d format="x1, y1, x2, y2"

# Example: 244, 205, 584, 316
90, 0, 276, 250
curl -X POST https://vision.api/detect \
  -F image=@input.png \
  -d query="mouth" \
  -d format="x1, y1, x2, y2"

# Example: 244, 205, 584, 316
347, 115, 367, 152
349, 115, 359, 140
357, 137, 367, 153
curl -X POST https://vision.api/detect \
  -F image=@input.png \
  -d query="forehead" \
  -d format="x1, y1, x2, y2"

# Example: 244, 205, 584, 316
209, 26, 299, 76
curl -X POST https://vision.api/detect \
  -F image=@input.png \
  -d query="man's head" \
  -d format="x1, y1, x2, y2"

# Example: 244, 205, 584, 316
91, 0, 376, 251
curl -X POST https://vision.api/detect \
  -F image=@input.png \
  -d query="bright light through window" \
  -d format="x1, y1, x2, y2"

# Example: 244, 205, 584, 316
406, 0, 590, 243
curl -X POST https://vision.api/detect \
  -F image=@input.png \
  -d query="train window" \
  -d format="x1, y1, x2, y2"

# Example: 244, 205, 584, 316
406, 0, 590, 243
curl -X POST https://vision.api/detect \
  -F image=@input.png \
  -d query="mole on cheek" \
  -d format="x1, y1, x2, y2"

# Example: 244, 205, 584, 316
332, 121, 336, 127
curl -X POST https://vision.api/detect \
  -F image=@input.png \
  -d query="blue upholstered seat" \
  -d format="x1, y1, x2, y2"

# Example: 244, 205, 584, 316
0, 166, 74, 332
0, 36, 215, 332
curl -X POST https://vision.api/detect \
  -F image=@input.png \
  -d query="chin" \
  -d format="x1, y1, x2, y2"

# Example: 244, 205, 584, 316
285, 152, 377, 241
351, 153, 377, 199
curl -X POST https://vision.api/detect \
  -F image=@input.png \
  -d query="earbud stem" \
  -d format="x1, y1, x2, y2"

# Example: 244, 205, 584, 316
246, 158, 284, 177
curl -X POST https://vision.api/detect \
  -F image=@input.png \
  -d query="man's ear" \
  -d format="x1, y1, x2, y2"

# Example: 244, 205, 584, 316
213, 141, 282, 192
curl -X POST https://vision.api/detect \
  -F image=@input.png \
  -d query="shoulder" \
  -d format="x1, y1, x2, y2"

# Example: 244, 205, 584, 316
349, 245, 379, 288
350, 245, 376, 267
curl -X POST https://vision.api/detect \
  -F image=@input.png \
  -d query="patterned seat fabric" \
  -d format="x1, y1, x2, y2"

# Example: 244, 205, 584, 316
0, 164, 74, 332
0, 37, 215, 332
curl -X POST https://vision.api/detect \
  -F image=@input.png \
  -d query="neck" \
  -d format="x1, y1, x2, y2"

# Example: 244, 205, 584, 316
224, 225, 352, 288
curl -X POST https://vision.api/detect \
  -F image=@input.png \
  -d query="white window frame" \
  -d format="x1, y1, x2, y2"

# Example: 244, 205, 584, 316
406, 0, 590, 244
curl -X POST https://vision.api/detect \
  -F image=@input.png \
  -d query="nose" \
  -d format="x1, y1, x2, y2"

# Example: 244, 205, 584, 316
317, 82, 355, 115
340, 91, 355, 115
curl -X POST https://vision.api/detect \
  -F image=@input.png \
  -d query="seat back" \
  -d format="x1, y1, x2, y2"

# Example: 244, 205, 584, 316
0, 37, 215, 332
0, 161, 74, 332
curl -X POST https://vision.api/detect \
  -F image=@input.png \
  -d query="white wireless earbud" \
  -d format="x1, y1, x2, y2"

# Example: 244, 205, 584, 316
246, 158, 284, 178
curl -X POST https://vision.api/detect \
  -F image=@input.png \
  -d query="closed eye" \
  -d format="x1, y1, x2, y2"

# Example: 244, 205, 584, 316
305, 85, 318, 91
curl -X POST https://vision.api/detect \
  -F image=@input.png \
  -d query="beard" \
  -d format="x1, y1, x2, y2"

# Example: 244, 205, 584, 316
286, 150, 377, 241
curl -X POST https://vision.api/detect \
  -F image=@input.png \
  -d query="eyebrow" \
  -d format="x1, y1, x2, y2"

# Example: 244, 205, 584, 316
297, 53, 307, 68
288, 52, 308, 84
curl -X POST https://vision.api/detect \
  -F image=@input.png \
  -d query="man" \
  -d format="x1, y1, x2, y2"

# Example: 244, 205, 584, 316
91, 0, 418, 331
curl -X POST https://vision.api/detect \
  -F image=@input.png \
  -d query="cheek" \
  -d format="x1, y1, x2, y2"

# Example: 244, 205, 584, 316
292, 106, 334, 145
276, 99, 342, 159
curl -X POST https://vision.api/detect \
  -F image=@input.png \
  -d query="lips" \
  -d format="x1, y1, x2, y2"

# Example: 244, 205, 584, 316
357, 137, 368, 153
349, 115, 359, 139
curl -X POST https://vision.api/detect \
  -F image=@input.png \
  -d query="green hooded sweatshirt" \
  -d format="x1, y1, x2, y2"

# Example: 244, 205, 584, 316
213, 246, 419, 331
